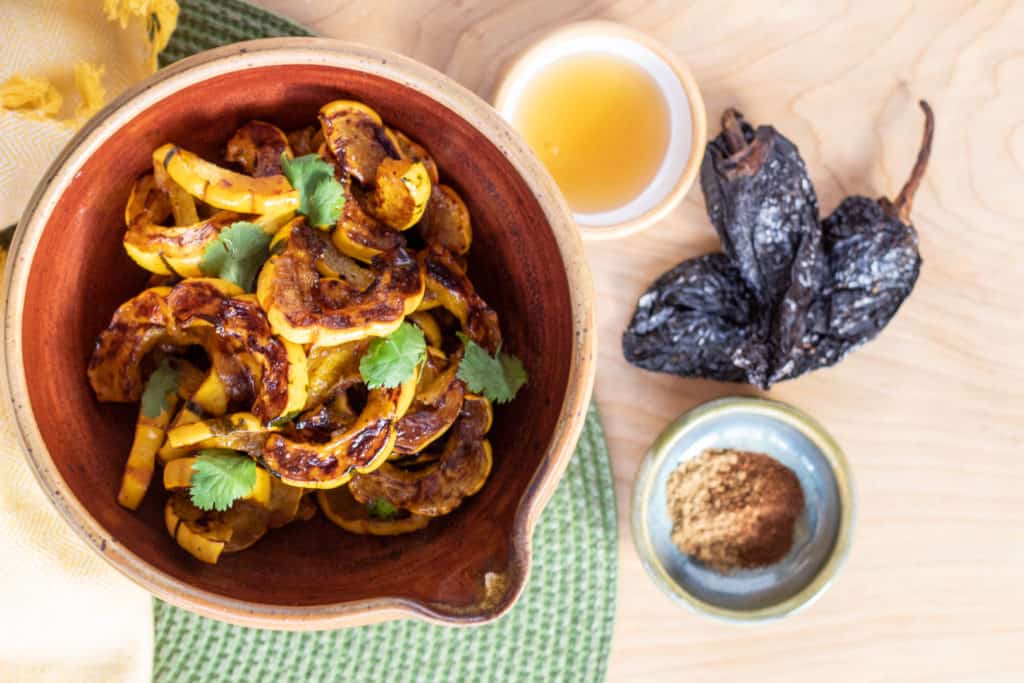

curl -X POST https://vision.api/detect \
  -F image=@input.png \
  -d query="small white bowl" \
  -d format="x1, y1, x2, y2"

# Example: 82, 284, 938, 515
493, 21, 706, 240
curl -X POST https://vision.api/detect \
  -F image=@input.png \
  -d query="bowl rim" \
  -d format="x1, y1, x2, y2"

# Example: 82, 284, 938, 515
630, 396, 855, 623
492, 20, 708, 241
1, 37, 595, 629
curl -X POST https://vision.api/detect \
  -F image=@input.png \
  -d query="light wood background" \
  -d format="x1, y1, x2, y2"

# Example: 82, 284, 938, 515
254, 1, 1023, 679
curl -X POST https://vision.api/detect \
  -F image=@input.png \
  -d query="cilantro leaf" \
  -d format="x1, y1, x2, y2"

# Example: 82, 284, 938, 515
141, 359, 178, 418
366, 497, 398, 520
189, 449, 257, 512
281, 153, 345, 227
269, 410, 300, 428
199, 221, 273, 291
359, 322, 427, 389
456, 333, 528, 404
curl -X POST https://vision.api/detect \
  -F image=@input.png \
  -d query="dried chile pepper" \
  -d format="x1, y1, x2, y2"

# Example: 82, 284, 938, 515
623, 101, 933, 389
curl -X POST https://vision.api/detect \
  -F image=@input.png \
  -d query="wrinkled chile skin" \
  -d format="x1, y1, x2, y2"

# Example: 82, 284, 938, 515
623, 111, 922, 389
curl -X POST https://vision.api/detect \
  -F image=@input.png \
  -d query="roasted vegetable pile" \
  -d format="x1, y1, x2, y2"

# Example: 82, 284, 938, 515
624, 101, 933, 388
88, 100, 526, 564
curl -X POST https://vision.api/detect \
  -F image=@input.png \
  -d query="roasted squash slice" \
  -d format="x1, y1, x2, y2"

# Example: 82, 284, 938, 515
319, 99, 400, 184
124, 171, 254, 277
117, 372, 180, 510
152, 156, 200, 226
163, 455, 273, 506
418, 184, 472, 255
164, 496, 228, 564
226, 121, 291, 177
407, 311, 442, 348
358, 158, 432, 230
292, 392, 360, 441
349, 394, 494, 517
164, 492, 274, 563
124, 173, 171, 227
394, 347, 465, 455
257, 218, 423, 346
388, 127, 439, 184
317, 486, 430, 536
314, 235, 376, 289
259, 369, 419, 489
304, 340, 368, 409
266, 478, 307, 528
87, 278, 307, 422
157, 403, 202, 464
331, 173, 406, 263
157, 363, 235, 463
421, 244, 502, 352
124, 202, 241, 278
287, 125, 323, 157
165, 457, 304, 528
156, 143, 298, 214
165, 412, 279, 453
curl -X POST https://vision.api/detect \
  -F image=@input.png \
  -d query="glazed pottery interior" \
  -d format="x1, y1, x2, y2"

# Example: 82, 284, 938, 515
8, 44, 586, 626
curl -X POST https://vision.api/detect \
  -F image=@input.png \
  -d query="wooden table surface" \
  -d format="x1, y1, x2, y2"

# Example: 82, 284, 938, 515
254, 1, 1023, 679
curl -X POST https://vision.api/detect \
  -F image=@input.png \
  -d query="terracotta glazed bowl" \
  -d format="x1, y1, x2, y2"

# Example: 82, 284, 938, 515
1, 38, 594, 629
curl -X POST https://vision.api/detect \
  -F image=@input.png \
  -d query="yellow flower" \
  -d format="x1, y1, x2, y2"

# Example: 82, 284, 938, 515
0, 0, 179, 125
104, 0, 180, 72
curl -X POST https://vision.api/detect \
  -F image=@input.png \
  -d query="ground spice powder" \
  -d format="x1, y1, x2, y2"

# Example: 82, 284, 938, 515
666, 448, 804, 572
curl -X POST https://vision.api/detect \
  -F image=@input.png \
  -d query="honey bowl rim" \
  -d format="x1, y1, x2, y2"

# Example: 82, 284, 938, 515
492, 20, 708, 241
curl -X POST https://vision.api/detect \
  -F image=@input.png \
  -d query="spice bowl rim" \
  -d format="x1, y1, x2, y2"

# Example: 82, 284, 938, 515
630, 396, 855, 623
491, 20, 707, 241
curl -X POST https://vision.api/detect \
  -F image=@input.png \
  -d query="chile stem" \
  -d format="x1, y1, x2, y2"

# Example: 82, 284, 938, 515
889, 100, 934, 224
721, 109, 748, 154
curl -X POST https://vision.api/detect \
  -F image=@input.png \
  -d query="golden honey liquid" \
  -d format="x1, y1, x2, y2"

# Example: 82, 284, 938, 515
512, 52, 670, 214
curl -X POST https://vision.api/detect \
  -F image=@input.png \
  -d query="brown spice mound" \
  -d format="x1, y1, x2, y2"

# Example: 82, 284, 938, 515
666, 448, 804, 572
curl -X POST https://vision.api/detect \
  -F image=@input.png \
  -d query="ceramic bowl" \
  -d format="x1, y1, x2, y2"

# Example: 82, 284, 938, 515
493, 21, 707, 240
1, 38, 594, 629
632, 397, 854, 621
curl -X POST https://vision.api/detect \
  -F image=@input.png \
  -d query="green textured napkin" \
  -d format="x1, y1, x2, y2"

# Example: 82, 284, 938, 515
154, 2, 618, 682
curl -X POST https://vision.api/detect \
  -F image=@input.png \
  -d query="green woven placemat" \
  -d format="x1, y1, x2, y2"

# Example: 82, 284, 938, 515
154, 3, 618, 682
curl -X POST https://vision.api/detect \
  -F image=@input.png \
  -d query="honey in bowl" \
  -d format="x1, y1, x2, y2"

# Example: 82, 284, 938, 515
509, 52, 671, 215
494, 21, 705, 238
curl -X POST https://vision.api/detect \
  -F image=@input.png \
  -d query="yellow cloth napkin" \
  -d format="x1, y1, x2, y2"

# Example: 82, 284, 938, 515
0, 2, 176, 680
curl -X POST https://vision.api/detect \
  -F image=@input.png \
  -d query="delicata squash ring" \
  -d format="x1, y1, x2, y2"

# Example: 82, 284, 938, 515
317, 486, 430, 536
420, 244, 502, 352
226, 120, 292, 177
418, 184, 472, 255
123, 172, 242, 277
259, 366, 419, 489
88, 278, 307, 422
319, 99, 400, 184
257, 218, 424, 346
319, 99, 432, 230
155, 142, 298, 214
330, 172, 406, 263
349, 394, 494, 517
394, 347, 465, 455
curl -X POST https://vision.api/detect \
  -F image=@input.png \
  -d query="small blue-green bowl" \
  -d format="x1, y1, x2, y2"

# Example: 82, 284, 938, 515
631, 397, 855, 622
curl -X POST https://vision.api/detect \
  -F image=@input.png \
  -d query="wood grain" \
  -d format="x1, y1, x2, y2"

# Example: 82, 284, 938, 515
253, 0, 1024, 678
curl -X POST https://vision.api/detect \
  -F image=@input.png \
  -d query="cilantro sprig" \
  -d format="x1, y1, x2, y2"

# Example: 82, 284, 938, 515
359, 322, 427, 389
281, 153, 345, 227
141, 359, 178, 418
456, 333, 528, 404
200, 221, 273, 291
189, 449, 257, 512
366, 497, 398, 520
